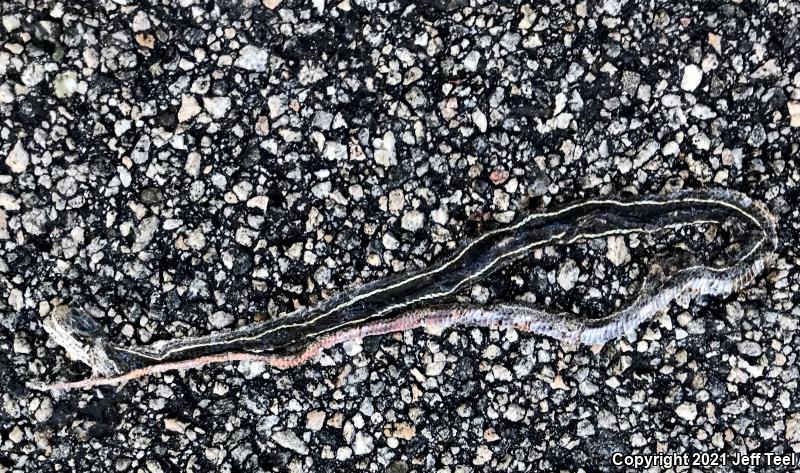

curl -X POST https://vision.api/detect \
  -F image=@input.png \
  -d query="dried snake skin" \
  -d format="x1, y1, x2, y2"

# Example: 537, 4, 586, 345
34, 189, 778, 391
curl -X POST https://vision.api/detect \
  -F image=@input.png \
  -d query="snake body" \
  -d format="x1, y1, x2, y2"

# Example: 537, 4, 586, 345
36, 189, 777, 391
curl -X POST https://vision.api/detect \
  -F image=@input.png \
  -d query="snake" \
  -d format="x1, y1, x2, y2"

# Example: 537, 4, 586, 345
32, 188, 777, 391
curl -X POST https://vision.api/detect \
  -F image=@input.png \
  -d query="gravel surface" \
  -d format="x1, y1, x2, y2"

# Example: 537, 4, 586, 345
2, 0, 799, 472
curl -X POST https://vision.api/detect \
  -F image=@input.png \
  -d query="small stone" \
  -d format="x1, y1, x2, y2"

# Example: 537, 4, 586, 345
208, 311, 234, 329
382, 232, 399, 250
311, 181, 331, 199
400, 210, 425, 231
178, 95, 201, 122
504, 404, 525, 422
747, 124, 766, 147
34, 398, 53, 422
579, 380, 598, 396
131, 135, 151, 164
234, 45, 270, 72
737, 341, 762, 357
323, 141, 347, 161
5, 140, 29, 173
135, 33, 155, 49
631, 432, 647, 447
132, 11, 151, 32
115, 120, 131, 136
233, 181, 253, 201
0, 84, 13, 103
13, 335, 30, 354
491, 364, 512, 381
54, 71, 79, 98
336, 447, 353, 461
145, 461, 164, 473
788, 101, 800, 127
621, 70, 641, 96
0, 193, 20, 211
255, 116, 270, 135
606, 236, 631, 266
425, 360, 445, 377
164, 418, 188, 433
489, 169, 509, 185
314, 266, 331, 286
185, 228, 206, 250
663, 141, 680, 155
483, 344, 501, 359
184, 153, 202, 177
306, 411, 325, 431
577, 419, 595, 437
262, 0, 282, 8
551, 375, 568, 390
661, 94, 682, 108
691, 104, 716, 120
473, 445, 492, 466
353, 432, 374, 455
8, 288, 23, 310
57, 176, 77, 197
374, 131, 396, 167
247, 195, 269, 211
6, 43, 23, 54
133, 216, 160, 252
463, 51, 480, 72
440, 97, 457, 121
786, 414, 800, 442
676, 402, 698, 421
8, 426, 23, 443
388, 189, 404, 212
472, 109, 488, 132
557, 259, 579, 291
692, 132, 710, 150
390, 422, 416, 440
3, 15, 21, 32
312, 111, 334, 130
681, 64, 703, 92
750, 59, 780, 79
203, 96, 231, 119
722, 398, 749, 415
707, 33, 722, 54
238, 360, 266, 379
272, 430, 308, 454
21, 63, 45, 86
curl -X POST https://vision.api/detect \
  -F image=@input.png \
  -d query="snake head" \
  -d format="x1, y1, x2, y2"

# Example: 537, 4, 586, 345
43, 305, 121, 377
56, 305, 105, 340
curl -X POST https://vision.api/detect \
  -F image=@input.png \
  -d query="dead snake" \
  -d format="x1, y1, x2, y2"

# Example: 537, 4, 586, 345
31, 188, 778, 391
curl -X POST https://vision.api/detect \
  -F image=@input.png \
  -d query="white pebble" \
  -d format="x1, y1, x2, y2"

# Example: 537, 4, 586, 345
681, 64, 703, 92
675, 402, 698, 421
557, 259, 579, 291
234, 45, 270, 72
401, 210, 425, 231
208, 311, 234, 329
788, 101, 800, 127
272, 430, 309, 454
373, 131, 396, 167
472, 109, 488, 133
132, 11, 151, 32
353, 432, 375, 455
606, 236, 631, 266
54, 71, 79, 98
203, 96, 231, 119
246, 195, 270, 211
5, 140, 29, 173
178, 95, 201, 122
